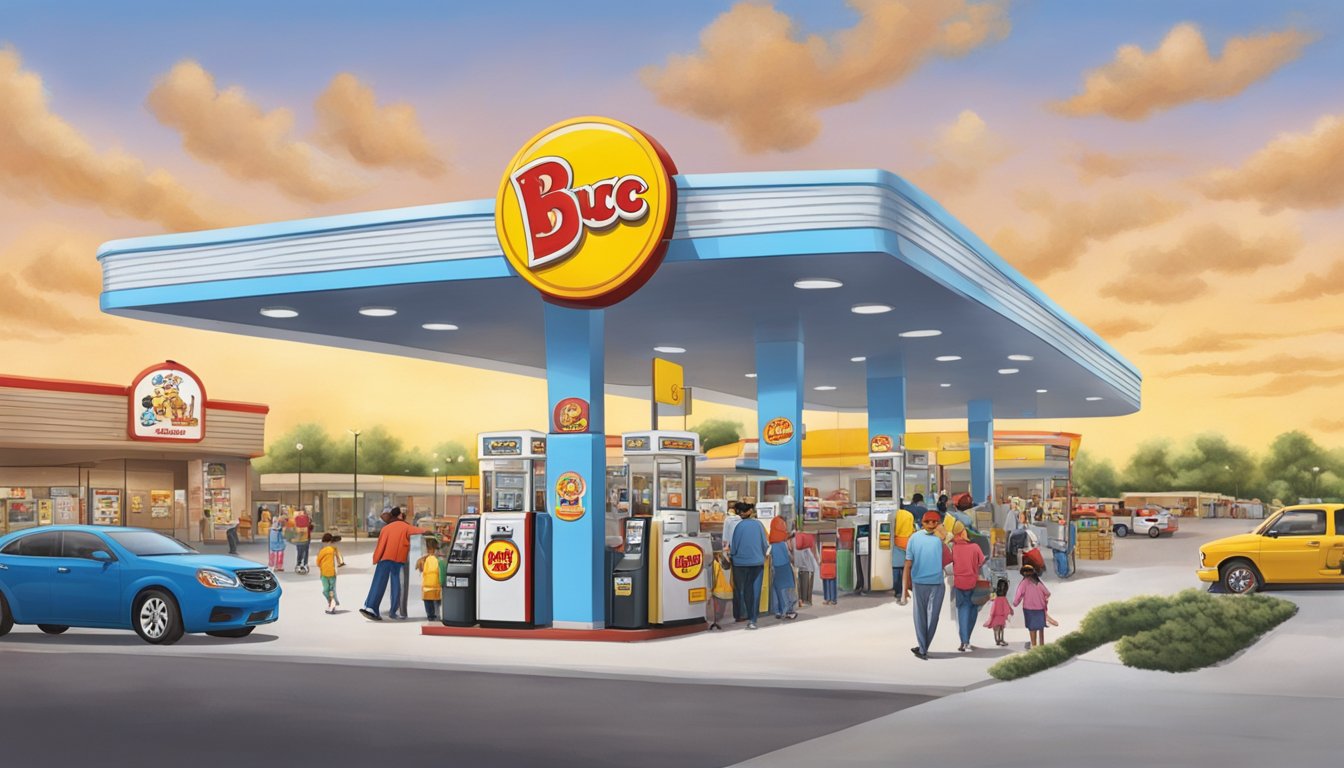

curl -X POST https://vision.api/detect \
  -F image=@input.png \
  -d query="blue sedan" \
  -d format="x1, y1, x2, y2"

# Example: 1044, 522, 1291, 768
0, 525, 280, 645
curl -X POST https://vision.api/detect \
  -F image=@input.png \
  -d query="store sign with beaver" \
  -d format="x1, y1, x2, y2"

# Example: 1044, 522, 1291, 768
128, 361, 206, 442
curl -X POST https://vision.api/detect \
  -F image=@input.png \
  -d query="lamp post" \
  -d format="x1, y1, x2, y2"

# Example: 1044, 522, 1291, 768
296, 442, 304, 515
1312, 466, 1321, 499
349, 429, 361, 542
432, 467, 440, 520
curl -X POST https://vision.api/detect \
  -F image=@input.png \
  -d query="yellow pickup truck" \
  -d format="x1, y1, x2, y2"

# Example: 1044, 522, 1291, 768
1197, 504, 1344, 594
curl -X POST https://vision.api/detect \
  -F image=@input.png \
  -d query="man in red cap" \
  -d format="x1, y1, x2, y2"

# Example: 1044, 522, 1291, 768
903, 510, 953, 660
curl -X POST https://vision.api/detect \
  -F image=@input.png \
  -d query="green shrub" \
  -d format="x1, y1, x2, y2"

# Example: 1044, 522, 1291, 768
990, 589, 1297, 681
1118, 592, 1297, 673
989, 638, 1076, 681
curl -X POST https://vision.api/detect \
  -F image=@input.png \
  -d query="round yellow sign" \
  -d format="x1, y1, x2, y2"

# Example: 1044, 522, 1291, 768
495, 116, 678, 308
482, 539, 521, 581
668, 542, 704, 581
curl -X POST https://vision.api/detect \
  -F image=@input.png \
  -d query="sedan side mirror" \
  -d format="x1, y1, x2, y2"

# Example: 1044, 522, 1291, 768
91, 550, 113, 562
1265, 530, 1280, 538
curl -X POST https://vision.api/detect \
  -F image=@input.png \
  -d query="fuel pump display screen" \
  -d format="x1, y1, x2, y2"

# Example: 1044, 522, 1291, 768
493, 472, 525, 512
625, 522, 644, 553
449, 519, 478, 564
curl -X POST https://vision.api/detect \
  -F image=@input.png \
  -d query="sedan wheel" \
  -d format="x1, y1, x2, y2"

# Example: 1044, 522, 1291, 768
133, 589, 185, 645
1221, 561, 1260, 594
1148, 526, 1162, 538
37, 624, 69, 635
0, 592, 13, 638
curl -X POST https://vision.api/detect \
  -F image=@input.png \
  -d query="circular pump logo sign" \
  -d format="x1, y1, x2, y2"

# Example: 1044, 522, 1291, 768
496, 116, 678, 308
668, 542, 705, 581
482, 539, 521, 581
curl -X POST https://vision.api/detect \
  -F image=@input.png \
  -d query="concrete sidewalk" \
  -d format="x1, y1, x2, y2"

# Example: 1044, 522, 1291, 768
0, 519, 1280, 697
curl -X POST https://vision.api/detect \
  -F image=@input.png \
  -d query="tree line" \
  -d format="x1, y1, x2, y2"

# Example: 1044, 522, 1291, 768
1073, 431, 1343, 504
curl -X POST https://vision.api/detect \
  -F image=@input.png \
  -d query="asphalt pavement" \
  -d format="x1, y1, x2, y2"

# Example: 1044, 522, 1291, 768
0, 653, 926, 768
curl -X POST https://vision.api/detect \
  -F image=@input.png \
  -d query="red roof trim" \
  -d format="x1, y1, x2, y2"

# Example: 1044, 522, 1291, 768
0, 373, 268, 414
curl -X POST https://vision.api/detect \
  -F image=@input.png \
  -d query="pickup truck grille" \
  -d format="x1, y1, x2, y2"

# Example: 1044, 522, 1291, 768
236, 568, 278, 592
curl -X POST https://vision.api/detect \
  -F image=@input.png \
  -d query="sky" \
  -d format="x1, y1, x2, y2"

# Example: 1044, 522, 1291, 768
1, 0, 1342, 467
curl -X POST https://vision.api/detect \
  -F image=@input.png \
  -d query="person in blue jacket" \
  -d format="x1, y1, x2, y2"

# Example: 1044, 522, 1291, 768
729, 502, 769, 630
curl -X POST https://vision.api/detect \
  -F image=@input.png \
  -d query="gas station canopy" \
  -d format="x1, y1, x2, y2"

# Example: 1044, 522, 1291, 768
98, 169, 1140, 420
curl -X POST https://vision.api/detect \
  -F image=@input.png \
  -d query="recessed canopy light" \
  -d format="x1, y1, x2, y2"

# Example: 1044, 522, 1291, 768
939, 383, 952, 388
359, 307, 397, 317
850, 356, 867, 363
1008, 354, 1034, 361
654, 346, 685, 354
935, 355, 961, 362
998, 368, 1019, 375
851, 303, 893, 315
1036, 389, 1048, 394
813, 385, 837, 391
794, 278, 843, 290
745, 373, 757, 378
422, 323, 459, 331
899, 329, 942, 338
260, 307, 298, 319
1086, 396, 1104, 401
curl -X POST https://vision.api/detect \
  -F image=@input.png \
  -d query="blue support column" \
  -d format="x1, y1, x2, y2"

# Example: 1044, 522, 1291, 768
755, 329, 804, 515
543, 303, 606, 629
865, 355, 907, 458
968, 399, 994, 505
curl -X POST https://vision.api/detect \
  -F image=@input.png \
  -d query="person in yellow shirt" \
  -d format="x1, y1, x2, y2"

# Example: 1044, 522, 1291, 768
708, 550, 733, 630
416, 536, 443, 622
316, 533, 345, 614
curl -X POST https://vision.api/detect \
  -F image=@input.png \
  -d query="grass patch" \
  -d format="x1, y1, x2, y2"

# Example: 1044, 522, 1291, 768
989, 589, 1296, 681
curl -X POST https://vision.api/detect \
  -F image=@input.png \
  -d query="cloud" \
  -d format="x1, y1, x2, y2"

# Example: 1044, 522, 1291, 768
1271, 258, 1344, 302
147, 60, 364, 203
1171, 354, 1341, 377
641, 0, 1010, 152
12, 230, 105, 297
0, 273, 119, 336
1314, 417, 1344, 433
1070, 150, 1176, 183
1087, 317, 1155, 340
1144, 327, 1344, 355
1053, 22, 1313, 120
1231, 372, 1344, 399
0, 47, 233, 232
314, 73, 447, 178
917, 110, 1011, 195
1100, 223, 1299, 304
1201, 114, 1344, 212
991, 189, 1184, 279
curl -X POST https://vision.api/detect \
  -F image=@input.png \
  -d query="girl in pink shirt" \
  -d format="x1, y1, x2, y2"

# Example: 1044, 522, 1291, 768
1014, 564, 1052, 649
982, 578, 1013, 647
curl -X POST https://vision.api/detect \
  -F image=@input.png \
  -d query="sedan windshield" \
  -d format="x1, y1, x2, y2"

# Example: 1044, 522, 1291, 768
1254, 513, 1281, 536
106, 530, 199, 556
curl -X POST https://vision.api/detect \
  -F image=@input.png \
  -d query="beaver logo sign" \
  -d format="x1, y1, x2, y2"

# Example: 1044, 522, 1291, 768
129, 361, 206, 442
870, 434, 893, 453
495, 116, 678, 308
668, 542, 704, 581
482, 539, 521, 581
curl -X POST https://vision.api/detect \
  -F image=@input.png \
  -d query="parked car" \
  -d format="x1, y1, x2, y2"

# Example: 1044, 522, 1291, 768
1197, 504, 1344, 594
1113, 504, 1178, 538
0, 525, 280, 645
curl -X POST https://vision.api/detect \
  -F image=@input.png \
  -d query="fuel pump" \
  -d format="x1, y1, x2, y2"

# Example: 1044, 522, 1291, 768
622, 431, 712, 626
475, 430, 552, 628
441, 515, 481, 626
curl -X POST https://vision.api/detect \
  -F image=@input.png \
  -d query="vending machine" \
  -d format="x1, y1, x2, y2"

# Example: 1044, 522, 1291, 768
622, 431, 712, 626
441, 516, 481, 627
475, 431, 552, 628
610, 516, 652, 629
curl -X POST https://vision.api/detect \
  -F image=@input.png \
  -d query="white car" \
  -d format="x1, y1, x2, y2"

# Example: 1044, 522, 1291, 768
1113, 505, 1179, 538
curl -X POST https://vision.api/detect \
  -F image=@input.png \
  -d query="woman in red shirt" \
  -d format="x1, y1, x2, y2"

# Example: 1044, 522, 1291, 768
950, 529, 986, 651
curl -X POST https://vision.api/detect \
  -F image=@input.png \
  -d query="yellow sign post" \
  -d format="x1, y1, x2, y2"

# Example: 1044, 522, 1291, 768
652, 357, 684, 428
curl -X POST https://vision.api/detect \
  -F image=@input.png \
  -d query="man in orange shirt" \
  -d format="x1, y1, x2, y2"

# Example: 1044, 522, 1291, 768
360, 507, 429, 621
